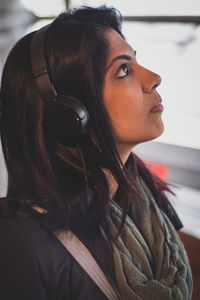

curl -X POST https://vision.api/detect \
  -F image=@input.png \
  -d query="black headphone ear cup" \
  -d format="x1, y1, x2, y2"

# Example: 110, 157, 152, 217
31, 26, 89, 146
43, 97, 89, 146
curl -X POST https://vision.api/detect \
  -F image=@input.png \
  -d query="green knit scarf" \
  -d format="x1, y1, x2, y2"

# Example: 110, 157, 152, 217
106, 178, 193, 300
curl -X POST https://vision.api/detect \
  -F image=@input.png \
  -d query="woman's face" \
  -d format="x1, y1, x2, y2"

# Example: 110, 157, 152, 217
103, 29, 164, 152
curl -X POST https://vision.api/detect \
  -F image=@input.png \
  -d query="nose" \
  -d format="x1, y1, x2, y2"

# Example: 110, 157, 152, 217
142, 68, 161, 93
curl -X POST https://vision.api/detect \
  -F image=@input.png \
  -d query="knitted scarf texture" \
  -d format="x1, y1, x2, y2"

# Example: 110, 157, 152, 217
106, 178, 193, 300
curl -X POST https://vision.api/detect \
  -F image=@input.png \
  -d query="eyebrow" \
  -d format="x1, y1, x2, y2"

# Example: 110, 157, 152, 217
106, 50, 136, 72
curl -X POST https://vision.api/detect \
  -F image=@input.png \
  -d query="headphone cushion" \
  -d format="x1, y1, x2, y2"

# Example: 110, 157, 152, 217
43, 97, 88, 146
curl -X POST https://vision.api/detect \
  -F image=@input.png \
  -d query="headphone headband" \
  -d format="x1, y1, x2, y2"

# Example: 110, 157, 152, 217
30, 22, 89, 146
31, 24, 56, 103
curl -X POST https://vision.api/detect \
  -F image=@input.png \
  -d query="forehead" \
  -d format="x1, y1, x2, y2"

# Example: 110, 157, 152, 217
104, 28, 134, 60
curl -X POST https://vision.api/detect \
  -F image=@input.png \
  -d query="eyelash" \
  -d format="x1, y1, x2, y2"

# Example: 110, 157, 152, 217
116, 63, 129, 79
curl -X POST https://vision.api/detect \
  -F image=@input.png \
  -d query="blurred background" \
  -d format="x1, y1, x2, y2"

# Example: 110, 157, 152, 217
0, 0, 199, 298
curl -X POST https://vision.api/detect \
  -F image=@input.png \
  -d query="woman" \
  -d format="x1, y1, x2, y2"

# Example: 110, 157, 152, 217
0, 6, 192, 300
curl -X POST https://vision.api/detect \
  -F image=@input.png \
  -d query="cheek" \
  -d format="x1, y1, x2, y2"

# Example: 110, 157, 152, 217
103, 80, 164, 145
103, 85, 144, 134
103, 81, 143, 123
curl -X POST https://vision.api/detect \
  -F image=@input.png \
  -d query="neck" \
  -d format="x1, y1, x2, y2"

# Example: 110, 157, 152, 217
103, 143, 134, 198
116, 142, 136, 165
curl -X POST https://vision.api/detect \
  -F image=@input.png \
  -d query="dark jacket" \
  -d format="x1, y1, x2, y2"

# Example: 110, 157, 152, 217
0, 198, 115, 300
0, 197, 183, 300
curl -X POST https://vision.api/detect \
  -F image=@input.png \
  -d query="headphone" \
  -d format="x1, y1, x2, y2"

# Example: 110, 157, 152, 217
30, 24, 89, 147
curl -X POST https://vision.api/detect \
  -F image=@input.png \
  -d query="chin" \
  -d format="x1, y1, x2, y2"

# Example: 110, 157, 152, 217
157, 120, 164, 137
149, 119, 164, 139
138, 122, 165, 144
115, 122, 165, 148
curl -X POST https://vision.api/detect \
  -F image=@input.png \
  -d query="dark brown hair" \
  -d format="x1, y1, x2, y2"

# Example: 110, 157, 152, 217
0, 6, 173, 236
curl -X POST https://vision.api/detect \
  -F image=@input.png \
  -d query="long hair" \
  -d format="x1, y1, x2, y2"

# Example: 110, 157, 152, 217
0, 6, 173, 236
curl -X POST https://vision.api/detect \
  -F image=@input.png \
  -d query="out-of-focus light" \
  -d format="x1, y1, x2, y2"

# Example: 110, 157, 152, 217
71, 0, 200, 16
20, 0, 65, 17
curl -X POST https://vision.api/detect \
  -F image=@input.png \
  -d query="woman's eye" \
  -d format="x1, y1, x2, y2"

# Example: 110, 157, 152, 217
116, 64, 129, 79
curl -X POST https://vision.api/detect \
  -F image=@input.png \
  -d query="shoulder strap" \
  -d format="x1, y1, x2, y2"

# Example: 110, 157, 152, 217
55, 230, 120, 300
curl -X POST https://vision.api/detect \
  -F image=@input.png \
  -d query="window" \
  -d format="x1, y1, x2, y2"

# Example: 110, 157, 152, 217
70, 0, 200, 150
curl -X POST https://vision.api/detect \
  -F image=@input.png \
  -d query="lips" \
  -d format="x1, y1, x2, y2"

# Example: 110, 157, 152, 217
150, 98, 164, 113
